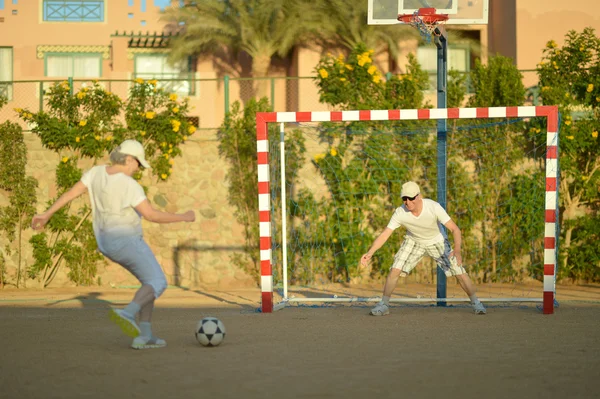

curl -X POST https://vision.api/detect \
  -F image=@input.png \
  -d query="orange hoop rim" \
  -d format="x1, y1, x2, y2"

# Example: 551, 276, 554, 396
397, 7, 449, 25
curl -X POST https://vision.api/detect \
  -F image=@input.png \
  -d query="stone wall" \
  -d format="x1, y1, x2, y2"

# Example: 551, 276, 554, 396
0, 131, 256, 289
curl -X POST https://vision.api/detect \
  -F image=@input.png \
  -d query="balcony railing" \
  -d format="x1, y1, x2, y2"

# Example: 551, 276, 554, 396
43, 1, 104, 22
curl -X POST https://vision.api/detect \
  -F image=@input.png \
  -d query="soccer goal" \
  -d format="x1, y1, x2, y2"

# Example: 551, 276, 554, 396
256, 106, 559, 314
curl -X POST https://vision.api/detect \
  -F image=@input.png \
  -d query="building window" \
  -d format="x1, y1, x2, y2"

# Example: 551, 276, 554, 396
45, 53, 102, 78
43, 1, 105, 22
134, 54, 194, 96
417, 45, 471, 92
0, 47, 13, 101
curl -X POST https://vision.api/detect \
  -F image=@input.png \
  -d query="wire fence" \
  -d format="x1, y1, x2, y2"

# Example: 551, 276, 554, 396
0, 70, 541, 131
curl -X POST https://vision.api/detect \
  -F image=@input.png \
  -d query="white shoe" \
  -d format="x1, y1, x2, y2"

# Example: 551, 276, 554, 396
370, 301, 390, 316
472, 301, 486, 315
109, 308, 140, 337
131, 336, 167, 350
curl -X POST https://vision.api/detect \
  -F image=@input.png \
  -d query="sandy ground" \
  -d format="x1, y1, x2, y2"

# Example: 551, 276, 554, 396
1, 283, 599, 399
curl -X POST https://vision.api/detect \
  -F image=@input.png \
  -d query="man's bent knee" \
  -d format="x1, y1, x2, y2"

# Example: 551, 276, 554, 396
149, 277, 168, 298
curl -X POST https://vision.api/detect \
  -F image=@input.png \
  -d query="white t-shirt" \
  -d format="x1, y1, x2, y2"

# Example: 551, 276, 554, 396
81, 165, 147, 249
386, 198, 452, 245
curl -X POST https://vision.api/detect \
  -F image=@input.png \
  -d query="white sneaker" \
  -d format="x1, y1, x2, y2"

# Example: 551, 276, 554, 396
109, 308, 141, 337
472, 301, 486, 315
131, 336, 167, 350
370, 301, 390, 316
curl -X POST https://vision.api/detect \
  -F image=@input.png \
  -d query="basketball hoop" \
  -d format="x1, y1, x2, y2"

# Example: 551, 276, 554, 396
398, 8, 448, 43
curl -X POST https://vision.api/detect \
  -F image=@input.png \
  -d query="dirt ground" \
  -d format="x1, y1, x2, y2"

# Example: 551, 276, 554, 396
1, 284, 600, 399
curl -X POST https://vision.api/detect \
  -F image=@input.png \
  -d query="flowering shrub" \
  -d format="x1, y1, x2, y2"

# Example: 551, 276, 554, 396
314, 43, 429, 110
125, 79, 197, 181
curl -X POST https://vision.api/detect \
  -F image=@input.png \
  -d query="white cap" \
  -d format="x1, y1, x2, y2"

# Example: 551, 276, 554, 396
401, 181, 420, 197
118, 140, 150, 169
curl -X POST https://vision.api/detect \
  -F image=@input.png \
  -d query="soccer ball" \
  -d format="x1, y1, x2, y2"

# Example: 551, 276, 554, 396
195, 317, 226, 347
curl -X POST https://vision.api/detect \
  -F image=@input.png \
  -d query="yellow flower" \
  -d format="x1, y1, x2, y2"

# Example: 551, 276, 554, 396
145, 111, 155, 119
95, 135, 101, 140
547, 40, 557, 49
61, 157, 69, 163
171, 119, 181, 132
373, 75, 381, 84
14, 107, 23, 113
587, 84, 594, 92
318, 68, 329, 79
169, 159, 175, 165
345, 64, 354, 71
169, 93, 178, 101
75, 137, 80, 142
164, 154, 169, 159
541, 86, 550, 92
140, 131, 146, 136
172, 107, 179, 113
340, 77, 347, 82
580, 46, 585, 51
565, 120, 571, 126
149, 79, 158, 86
314, 153, 325, 162
597, 97, 600, 102
169, 168, 173, 173
367, 65, 377, 75
566, 135, 574, 140
135, 78, 145, 84
333, 238, 338, 243
593, 131, 598, 138
105, 135, 113, 141
182, 135, 188, 141
76, 92, 86, 99
330, 148, 338, 157
79, 120, 87, 127
187, 125, 196, 134
161, 173, 167, 180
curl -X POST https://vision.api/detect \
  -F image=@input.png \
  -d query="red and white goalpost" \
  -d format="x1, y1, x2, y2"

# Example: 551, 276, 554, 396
256, 106, 560, 314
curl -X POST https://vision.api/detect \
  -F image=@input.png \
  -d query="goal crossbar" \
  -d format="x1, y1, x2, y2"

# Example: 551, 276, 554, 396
256, 106, 560, 314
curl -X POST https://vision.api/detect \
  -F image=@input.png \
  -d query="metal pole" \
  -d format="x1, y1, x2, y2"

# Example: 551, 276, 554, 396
279, 123, 289, 300
434, 27, 448, 306
224, 75, 230, 115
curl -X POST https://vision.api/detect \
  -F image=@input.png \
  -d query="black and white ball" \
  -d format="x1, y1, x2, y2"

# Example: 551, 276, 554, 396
195, 317, 226, 347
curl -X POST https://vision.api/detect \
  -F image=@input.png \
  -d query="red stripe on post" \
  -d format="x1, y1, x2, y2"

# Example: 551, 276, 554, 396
257, 152, 268, 165
331, 112, 343, 121
544, 237, 556, 249
546, 177, 557, 191
543, 291, 554, 315
476, 108, 489, 118
296, 112, 312, 122
259, 210, 270, 222
448, 108, 460, 119
544, 264, 555, 276
417, 109, 430, 119
262, 292, 273, 313
258, 181, 269, 194
359, 110, 371, 120
545, 210, 556, 223
260, 260, 272, 275
260, 112, 277, 122
546, 146, 557, 159
388, 110, 400, 120
260, 236, 271, 250
506, 107, 519, 118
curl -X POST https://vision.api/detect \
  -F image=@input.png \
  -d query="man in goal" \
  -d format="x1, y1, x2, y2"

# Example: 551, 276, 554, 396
360, 181, 486, 315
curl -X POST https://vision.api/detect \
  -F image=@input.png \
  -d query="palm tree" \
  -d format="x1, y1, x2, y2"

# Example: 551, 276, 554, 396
162, 0, 319, 98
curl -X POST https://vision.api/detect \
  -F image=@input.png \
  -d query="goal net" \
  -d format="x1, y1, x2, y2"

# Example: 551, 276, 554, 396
256, 106, 559, 314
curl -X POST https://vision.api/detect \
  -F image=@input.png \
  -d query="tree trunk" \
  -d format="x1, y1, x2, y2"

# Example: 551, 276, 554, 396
252, 53, 272, 100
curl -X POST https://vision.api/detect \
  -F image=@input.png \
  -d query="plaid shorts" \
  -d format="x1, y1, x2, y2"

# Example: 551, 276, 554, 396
391, 237, 466, 277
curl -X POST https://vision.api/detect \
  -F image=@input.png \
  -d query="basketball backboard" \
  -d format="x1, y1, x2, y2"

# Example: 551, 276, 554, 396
367, 0, 489, 25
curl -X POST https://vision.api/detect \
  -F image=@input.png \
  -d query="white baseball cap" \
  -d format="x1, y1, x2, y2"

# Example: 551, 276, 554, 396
401, 181, 420, 198
118, 140, 150, 169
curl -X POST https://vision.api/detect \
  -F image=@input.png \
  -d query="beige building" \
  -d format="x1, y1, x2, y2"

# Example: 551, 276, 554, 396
0, 0, 599, 289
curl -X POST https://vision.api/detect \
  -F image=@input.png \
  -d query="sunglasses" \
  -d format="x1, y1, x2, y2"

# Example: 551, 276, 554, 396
402, 194, 419, 202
